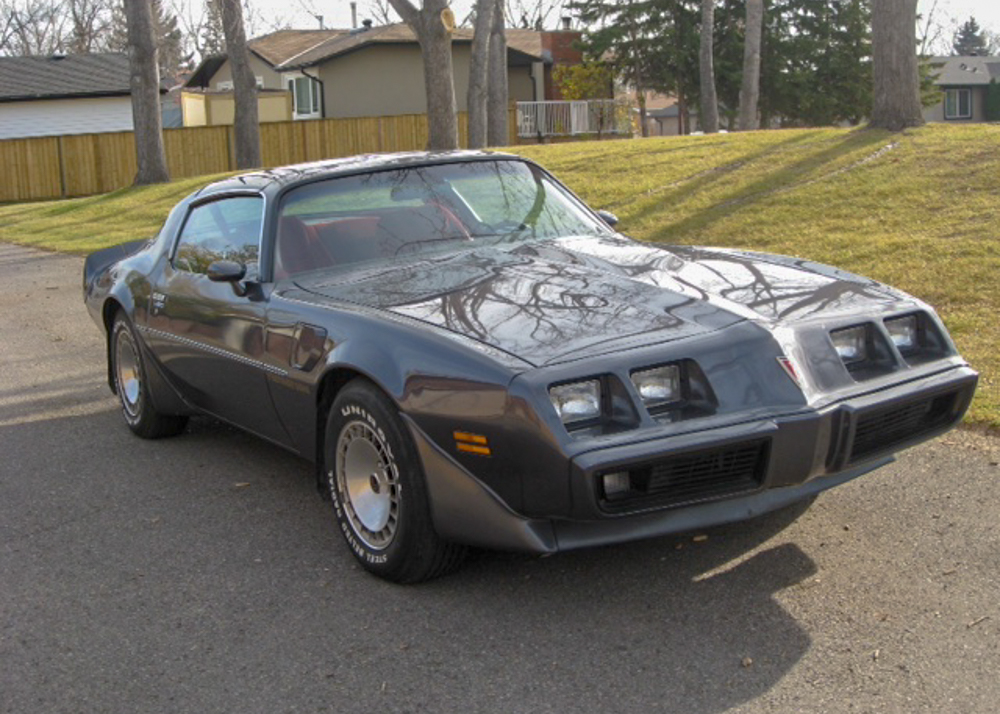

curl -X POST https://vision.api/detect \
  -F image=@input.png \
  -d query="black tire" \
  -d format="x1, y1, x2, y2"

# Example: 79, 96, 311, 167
110, 314, 188, 439
324, 379, 466, 583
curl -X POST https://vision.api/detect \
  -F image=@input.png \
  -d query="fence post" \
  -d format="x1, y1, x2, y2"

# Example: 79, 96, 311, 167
56, 135, 67, 198
226, 126, 235, 170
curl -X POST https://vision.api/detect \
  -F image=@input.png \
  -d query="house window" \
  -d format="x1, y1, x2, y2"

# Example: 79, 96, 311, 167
285, 74, 321, 119
944, 88, 972, 119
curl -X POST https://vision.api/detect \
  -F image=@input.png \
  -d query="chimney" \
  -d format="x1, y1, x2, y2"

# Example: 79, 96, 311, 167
363, 18, 373, 29
561, 16, 571, 30
350, 2, 357, 29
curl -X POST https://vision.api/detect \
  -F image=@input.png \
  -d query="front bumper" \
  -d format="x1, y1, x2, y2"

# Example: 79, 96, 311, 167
409, 365, 977, 554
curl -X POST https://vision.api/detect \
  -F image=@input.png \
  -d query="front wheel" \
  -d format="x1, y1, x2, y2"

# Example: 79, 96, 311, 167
111, 314, 187, 439
324, 380, 466, 583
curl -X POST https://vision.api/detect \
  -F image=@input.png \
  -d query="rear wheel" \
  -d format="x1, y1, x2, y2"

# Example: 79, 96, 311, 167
111, 314, 187, 439
324, 379, 466, 583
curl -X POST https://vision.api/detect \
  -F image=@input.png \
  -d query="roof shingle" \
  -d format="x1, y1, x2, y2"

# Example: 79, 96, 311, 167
0, 53, 134, 102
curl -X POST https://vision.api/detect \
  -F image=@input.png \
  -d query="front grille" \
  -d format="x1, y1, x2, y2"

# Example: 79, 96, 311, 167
849, 391, 959, 462
600, 439, 769, 513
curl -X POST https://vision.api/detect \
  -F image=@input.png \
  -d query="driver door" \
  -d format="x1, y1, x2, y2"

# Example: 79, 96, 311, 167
143, 195, 291, 445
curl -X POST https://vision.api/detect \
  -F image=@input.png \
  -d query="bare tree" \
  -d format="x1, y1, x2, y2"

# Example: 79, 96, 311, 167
220, 0, 261, 168
1, 0, 69, 55
487, 0, 507, 146
870, 0, 924, 130
504, 0, 563, 30
737, 0, 763, 130
366, 0, 397, 25
387, 0, 459, 150
917, 0, 944, 56
699, 0, 719, 133
467, 0, 494, 148
67, 0, 111, 53
124, 0, 169, 184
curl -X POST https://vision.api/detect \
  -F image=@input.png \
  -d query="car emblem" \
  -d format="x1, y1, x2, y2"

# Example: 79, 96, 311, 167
777, 356, 802, 389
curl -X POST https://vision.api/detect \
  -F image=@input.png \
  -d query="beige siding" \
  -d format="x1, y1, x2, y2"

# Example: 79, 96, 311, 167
508, 66, 534, 102
211, 55, 282, 90
923, 87, 988, 123
182, 93, 208, 126
318, 44, 530, 118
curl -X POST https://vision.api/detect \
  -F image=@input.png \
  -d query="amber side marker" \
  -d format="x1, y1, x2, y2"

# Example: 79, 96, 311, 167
454, 431, 491, 456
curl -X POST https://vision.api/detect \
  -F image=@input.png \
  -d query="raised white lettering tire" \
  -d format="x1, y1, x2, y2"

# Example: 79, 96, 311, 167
324, 379, 466, 583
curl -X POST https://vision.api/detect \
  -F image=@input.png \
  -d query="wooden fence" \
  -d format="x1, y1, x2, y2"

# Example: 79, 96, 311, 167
0, 111, 518, 203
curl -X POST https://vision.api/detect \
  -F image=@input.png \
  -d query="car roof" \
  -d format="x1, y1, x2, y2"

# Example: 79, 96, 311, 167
195, 150, 521, 197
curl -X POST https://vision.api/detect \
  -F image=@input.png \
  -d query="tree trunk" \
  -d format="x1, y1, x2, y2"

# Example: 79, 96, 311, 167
637, 88, 648, 137
220, 0, 261, 169
467, 0, 494, 149
870, 0, 925, 131
124, 0, 168, 185
699, 0, 720, 133
388, 0, 459, 150
487, 0, 508, 147
738, 0, 763, 131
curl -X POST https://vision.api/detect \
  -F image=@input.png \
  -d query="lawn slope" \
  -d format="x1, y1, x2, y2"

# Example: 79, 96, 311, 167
1, 125, 996, 427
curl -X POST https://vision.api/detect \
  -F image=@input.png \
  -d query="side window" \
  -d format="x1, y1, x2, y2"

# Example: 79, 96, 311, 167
174, 196, 263, 275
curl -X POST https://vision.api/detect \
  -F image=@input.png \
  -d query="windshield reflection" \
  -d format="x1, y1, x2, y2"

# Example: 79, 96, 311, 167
274, 159, 610, 279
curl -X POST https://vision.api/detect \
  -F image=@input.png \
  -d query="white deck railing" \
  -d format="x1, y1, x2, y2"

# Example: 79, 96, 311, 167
516, 100, 632, 138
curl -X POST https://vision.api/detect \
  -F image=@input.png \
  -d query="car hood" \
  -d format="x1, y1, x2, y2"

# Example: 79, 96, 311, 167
296, 234, 913, 367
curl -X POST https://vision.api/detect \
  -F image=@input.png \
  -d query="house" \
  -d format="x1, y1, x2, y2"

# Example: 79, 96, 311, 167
184, 23, 580, 125
0, 53, 170, 140
923, 55, 1000, 123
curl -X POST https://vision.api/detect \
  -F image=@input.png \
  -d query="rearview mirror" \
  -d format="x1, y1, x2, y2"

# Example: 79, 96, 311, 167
596, 210, 619, 228
207, 260, 246, 283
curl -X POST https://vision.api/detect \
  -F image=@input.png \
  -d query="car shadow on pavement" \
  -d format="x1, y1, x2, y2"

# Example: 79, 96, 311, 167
3, 409, 819, 714
408, 502, 819, 713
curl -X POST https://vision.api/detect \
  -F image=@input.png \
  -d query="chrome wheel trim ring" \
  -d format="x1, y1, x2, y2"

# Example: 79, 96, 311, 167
336, 420, 400, 550
115, 329, 142, 418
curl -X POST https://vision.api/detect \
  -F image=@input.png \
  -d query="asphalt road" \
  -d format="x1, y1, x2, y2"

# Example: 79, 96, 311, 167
1, 241, 998, 714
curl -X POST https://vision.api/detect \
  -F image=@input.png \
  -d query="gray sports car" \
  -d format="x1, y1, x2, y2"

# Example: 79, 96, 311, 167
83, 151, 977, 582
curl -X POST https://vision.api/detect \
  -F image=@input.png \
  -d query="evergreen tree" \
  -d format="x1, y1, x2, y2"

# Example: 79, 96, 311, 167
952, 17, 987, 56
201, 0, 227, 58
109, 0, 186, 77
153, 0, 186, 77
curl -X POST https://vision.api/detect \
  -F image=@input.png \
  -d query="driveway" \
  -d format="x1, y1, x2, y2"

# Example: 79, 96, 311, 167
1, 242, 998, 713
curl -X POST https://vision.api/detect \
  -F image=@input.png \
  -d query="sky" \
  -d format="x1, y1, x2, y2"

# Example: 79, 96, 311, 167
238, 0, 1000, 52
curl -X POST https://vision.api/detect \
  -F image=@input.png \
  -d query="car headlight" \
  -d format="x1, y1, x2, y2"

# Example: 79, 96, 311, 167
830, 325, 868, 364
630, 365, 681, 408
884, 314, 918, 352
549, 380, 601, 424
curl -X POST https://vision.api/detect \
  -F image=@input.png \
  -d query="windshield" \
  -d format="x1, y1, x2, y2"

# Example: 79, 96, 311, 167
273, 159, 611, 279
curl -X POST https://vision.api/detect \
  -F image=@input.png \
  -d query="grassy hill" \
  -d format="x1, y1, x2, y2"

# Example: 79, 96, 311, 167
1, 124, 996, 428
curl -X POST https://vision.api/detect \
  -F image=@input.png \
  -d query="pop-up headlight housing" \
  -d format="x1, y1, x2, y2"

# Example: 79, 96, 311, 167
630, 365, 681, 409
830, 325, 868, 364
549, 380, 601, 425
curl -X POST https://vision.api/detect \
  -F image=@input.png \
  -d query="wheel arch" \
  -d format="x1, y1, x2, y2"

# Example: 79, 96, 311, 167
102, 298, 126, 393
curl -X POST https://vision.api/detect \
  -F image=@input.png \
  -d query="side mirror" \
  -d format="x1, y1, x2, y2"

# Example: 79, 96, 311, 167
596, 210, 619, 228
207, 260, 246, 283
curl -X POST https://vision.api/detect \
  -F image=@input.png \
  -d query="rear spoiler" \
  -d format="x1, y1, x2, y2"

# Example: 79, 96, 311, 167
82, 238, 150, 295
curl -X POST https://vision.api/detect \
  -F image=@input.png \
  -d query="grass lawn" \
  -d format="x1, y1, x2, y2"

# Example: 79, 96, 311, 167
1, 124, 996, 428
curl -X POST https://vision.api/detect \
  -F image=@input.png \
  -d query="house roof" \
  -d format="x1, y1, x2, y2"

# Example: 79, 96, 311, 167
0, 53, 144, 103
250, 29, 349, 66
272, 24, 545, 70
929, 55, 1000, 86
185, 24, 547, 89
